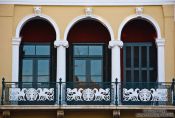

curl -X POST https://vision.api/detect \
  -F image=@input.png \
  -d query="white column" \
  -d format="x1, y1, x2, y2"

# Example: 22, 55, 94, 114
156, 38, 165, 82
12, 37, 21, 82
109, 40, 123, 105
54, 40, 69, 82
109, 40, 123, 82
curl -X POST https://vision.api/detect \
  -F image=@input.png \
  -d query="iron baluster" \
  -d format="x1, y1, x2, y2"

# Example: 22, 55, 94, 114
59, 78, 62, 105
1, 78, 5, 105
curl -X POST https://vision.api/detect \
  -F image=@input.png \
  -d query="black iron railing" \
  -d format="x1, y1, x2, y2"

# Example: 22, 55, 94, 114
1, 78, 175, 106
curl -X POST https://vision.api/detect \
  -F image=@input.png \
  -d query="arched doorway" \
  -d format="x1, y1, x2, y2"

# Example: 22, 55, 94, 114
121, 18, 157, 83
66, 18, 111, 83
19, 18, 57, 86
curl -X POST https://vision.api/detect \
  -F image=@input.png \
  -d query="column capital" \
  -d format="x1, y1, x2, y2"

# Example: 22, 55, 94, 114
54, 40, 69, 48
108, 40, 123, 48
12, 37, 21, 45
156, 38, 165, 47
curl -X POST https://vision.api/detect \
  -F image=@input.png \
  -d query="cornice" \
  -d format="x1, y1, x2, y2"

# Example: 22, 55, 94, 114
0, 0, 174, 6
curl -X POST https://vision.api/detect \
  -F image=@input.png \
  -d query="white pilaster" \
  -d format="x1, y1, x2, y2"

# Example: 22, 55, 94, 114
12, 37, 21, 82
109, 40, 123, 82
54, 40, 69, 83
156, 38, 165, 82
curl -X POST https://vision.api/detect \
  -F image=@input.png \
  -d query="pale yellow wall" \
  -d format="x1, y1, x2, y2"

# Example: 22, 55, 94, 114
0, 5, 14, 85
163, 5, 175, 82
0, 4, 174, 83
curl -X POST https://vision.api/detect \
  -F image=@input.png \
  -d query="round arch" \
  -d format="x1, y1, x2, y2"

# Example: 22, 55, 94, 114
117, 14, 165, 83
64, 15, 115, 41
118, 14, 162, 40
15, 14, 60, 41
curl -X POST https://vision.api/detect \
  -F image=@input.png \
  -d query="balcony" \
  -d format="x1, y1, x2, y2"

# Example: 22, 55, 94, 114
1, 78, 175, 107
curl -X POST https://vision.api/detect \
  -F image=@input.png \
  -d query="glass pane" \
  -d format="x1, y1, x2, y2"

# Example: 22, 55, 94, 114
73, 75, 86, 82
91, 76, 102, 82
38, 76, 49, 82
74, 46, 88, 56
89, 46, 102, 56
22, 76, 33, 88
126, 47, 131, 67
74, 60, 86, 75
23, 45, 35, 55
91, 60, 102, 75
22, 60, 33, 75
134, 46, 139, 67
36, 45, 50, 55
22, 76, 33, 82
38, 60, 49, 75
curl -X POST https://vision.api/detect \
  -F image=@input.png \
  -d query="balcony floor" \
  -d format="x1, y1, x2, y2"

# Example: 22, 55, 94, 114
1, 105, 175, 110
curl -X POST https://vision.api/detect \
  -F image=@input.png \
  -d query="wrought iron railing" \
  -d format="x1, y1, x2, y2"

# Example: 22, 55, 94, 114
1, 78, 175, 106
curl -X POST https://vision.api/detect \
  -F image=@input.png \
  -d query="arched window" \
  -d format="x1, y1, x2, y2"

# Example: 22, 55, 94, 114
66, 18, 111, 83
121, 18, 157, 83
19, 18, 56, 87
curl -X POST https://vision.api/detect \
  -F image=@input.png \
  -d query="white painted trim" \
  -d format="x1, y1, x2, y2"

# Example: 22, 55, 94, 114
156, 38, 165, 82
12, 13, 60, 82
12, 37, 21, 82
118, 14, 165, 82
0, 0, 174, 6
16, 14, 60, 40
54, 40, 69, 83
64, 15, 115, 41
109, 40, 123, 82
118, 14, 162, 40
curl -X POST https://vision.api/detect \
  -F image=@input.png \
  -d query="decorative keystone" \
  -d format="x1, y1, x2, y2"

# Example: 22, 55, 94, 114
34, 6, 41, 16
136, 7, 143, 15
85, 7, 93, 16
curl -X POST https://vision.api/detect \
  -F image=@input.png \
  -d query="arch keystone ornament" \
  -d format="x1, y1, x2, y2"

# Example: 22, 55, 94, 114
85, 7, 93, 16
34, 6, 41, 16
135, 7, 144, 15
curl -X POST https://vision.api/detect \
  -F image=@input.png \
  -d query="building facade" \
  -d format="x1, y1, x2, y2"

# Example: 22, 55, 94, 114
0, 0, 175, 118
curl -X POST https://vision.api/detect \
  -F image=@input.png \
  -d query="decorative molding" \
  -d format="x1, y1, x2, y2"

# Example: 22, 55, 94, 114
136, 7, 144, 15
66, 88, 110, 102
0, 0, 174, 6
3, 111, 10, 118
64, 15, 114, 41
113, 110, 120, 118
85, 7, 93, 16
108, 40, 123, 48
156, 38, 165, 47
9, 88, 54, 101
118, 14, 162, 40
54, 40, 69, 48
12, 37, 21, 45
123, 88, 168, 102
34, 6, 41, 16
57, 110, 64, 118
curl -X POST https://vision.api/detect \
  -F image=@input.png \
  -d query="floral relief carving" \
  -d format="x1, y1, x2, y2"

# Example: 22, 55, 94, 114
9, 88, 54, 101
123, 88, 168, 102
66, 88, 110, 101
